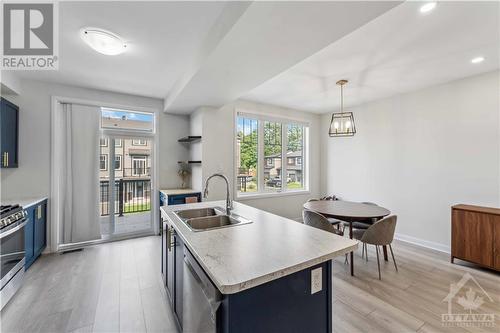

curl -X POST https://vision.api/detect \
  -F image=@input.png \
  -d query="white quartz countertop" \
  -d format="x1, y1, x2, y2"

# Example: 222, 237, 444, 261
161, 201, 358, 294
2, 197, 48, 208
159, 189, 200, 196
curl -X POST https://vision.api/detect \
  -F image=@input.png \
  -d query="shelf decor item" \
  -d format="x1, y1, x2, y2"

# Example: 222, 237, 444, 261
329, 80, 356, 137
178, 162, 191, 189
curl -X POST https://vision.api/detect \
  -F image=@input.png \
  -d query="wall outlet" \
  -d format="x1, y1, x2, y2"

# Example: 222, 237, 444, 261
311, 268, 322, 294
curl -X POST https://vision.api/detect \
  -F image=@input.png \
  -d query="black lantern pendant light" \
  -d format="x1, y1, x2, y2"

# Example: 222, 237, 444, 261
329, 80, 356, 137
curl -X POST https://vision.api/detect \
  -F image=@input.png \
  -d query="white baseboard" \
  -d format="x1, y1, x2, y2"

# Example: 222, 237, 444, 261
395, 233, 450, 254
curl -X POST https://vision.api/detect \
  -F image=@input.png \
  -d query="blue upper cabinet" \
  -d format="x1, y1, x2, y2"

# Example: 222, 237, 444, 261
0, 97, 19, 168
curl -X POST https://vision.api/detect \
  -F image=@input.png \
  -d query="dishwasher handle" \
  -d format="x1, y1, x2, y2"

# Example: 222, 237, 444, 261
184, 250, 222, 321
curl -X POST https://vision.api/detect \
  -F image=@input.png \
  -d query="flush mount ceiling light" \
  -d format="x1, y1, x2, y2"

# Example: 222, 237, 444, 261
329, 80, 356, 137
471, 56, 485, 64
80, 28, 127, 55
420, 2, 437, 13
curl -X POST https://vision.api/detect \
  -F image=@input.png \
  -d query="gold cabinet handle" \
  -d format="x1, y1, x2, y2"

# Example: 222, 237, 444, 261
2, 152, 6, 167
6, 152, 8, 167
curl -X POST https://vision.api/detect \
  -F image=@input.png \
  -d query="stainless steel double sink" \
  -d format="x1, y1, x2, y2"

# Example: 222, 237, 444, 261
173, 207, 252, 232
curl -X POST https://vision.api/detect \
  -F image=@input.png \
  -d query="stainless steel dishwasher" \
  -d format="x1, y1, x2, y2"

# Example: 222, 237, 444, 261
182, 248, 222, 333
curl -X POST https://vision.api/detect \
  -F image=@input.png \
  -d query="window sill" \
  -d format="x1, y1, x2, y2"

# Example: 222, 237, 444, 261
236, 189, 311, 201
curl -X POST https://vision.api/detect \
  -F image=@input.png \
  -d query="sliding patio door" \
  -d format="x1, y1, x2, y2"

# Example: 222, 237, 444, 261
96, 108, 155, 239
99, 136, 153, 238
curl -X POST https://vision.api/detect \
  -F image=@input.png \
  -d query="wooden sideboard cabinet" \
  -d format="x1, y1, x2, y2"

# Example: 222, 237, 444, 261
451, 204, 500, 271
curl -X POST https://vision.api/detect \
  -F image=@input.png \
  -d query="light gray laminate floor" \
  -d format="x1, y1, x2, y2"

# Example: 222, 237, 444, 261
1, 236, 177, 333
1, 236, 499, 333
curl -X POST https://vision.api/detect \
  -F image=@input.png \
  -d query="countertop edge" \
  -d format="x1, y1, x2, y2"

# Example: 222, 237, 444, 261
159, 189, 200, 196
217, 242, 358, 294
2, 197, 48, 208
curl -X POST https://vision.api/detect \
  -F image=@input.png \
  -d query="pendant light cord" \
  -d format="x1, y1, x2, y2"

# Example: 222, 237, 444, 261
340, 84, 344, 114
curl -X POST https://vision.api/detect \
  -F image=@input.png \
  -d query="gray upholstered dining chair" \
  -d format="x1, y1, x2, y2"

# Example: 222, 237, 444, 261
342, 201, 378, 232
307, 198, 343, 233
352, 215, 398, 280
302, 209, 348, 263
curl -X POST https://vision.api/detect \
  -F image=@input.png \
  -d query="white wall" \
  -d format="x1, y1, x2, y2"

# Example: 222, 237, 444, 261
1, 71, 22, 95
1, 78, 189, 199
198, 100, 322, 220
321, 71, 500, 251
189, 107, 205, 191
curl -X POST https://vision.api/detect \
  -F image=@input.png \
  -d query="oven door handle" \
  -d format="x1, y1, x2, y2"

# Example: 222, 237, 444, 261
0, 220, 28, 239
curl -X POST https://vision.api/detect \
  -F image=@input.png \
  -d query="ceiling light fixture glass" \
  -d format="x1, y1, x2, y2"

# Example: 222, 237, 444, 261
80, 28, 127, 55
329, 80, 356, 137
471, 56, 485, 64
420, 2, 437, 13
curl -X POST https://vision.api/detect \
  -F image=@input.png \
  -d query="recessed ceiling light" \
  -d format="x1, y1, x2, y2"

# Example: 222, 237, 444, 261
80, 28, 127, 56
420, 2, 437, 13
471, 56, 485, 64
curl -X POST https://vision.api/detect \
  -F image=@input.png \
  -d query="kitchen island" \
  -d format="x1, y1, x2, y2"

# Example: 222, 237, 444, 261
160, 201, 357, 333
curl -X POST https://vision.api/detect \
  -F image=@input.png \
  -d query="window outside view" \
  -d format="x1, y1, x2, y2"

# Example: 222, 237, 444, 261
99, 138, 151, 216
236, 115, 306, 196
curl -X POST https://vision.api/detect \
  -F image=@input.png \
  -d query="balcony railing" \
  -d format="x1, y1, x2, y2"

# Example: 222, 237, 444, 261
100, 178, 151, 216
100, 167, 151, 178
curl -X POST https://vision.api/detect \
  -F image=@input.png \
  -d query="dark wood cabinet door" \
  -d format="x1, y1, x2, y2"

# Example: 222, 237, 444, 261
494, 221, 500, 270
174, 233, 184, 328
161, 220, 166, 286
166, 227, 174, 302
452, 209, 494, 267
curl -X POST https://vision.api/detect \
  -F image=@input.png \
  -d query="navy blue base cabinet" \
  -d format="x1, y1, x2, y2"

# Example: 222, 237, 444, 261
0, 97, 19, 168
24, 199, 47, 269
159, 191, 202, 207
219, 261, 332, 333
161, 223, 333, 333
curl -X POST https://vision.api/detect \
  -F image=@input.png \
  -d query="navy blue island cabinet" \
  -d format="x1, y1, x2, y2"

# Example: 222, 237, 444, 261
161, 219, 333, 333
219, 261, 332, 333
24, 199, 48, 269
0, 97, 19, 168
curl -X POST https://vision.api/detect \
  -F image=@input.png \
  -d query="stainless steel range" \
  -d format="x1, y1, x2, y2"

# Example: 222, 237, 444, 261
0, 204, 27, 310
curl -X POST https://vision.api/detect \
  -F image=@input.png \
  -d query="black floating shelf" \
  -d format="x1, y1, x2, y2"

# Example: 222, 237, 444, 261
178, 161, 202, 164
178, 136, 201, 143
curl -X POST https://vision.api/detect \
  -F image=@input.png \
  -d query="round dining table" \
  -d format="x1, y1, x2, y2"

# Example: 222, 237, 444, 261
303, 200, 390, 276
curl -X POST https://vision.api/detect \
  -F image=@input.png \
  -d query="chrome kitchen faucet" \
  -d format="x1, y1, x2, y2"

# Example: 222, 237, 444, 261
203, 173, 233, 215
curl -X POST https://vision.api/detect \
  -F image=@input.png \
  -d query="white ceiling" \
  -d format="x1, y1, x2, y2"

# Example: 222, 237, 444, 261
244, 1, 500, 113
11, 1, 498, 114
163, 1, 400, 113
11, 1, 400, 112
14, 1, 229, 98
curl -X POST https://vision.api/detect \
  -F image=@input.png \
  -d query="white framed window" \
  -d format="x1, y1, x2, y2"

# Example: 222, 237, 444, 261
132, 156, 147, 176
100, 154, 107, 171
115, 139, 122, 147
132, 139, 147, 146
235, 112, 308, 197
101, 108, 154, 132
100, 138, 108, 147
115, 154, 122, 170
